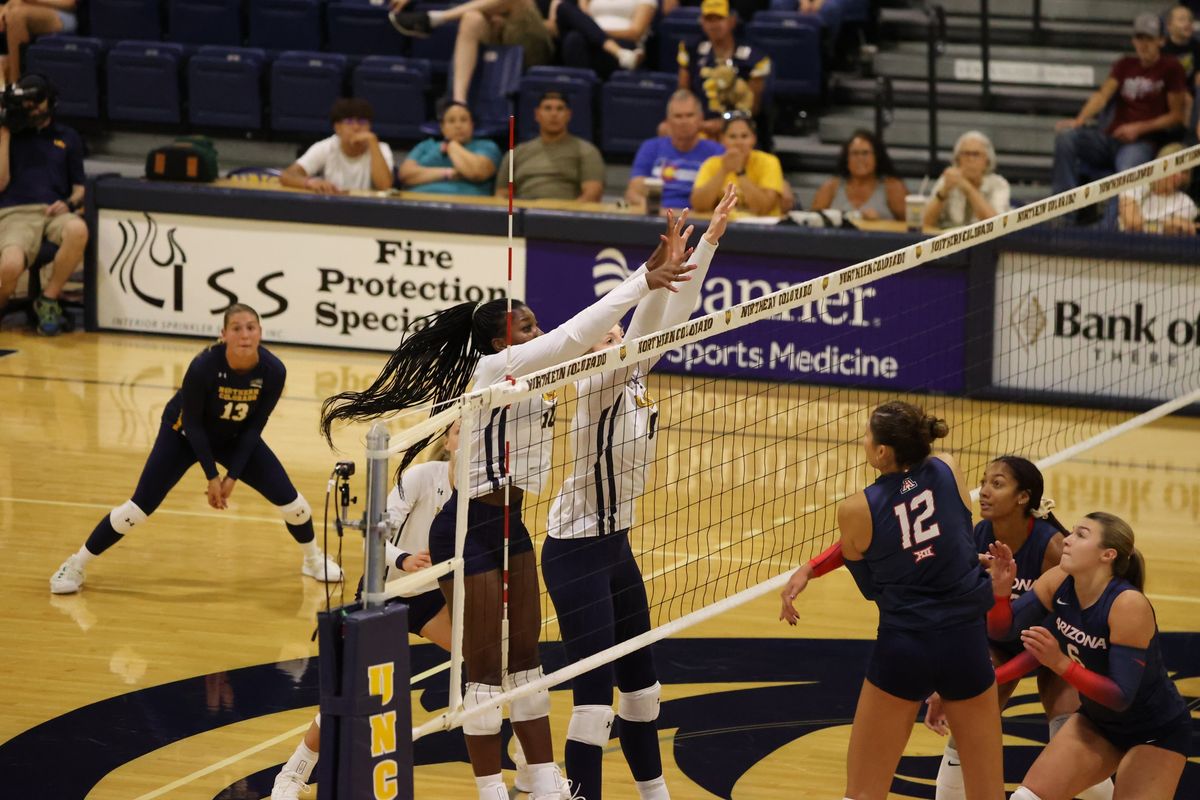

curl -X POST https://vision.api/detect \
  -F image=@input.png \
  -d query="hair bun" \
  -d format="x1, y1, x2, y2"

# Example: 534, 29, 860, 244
924, 415, 949, 441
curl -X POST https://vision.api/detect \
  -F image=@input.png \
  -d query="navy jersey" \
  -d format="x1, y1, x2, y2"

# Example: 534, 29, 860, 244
1050, 576, 1187, 731
974, 518, 1059, 599
162, 344, 286, 481
862, 457, 993, 630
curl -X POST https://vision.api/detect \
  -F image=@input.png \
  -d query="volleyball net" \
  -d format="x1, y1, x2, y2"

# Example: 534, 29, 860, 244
373, 144, 1200, 741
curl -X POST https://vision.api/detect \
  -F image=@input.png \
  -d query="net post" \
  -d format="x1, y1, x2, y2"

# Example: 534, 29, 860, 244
363, 421, 390, 608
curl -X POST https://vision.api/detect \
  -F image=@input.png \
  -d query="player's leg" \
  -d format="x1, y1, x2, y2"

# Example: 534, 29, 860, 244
543, 534, 618, 800
844, 679, 923, 799
51, 424, 195, 593
272, 714, 321, 800
233, 440, 342, 582
937, 646, 1015, 800
935, 621, 1004, 800
611, 532, 667, 800
1038, 673, 1113, 800
1110, 726, 1189, 800
1017, 714, 1122, 800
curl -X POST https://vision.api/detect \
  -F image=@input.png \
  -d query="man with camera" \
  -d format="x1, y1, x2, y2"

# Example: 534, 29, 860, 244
0, 73, 85, 335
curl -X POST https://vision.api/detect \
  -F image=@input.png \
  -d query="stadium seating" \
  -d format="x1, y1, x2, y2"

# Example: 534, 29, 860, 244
167, 0, 243, 45
88, 0, 164, 40
326, 2, 406, 56
188, 46, 268, 129
600, 70, 675, 155
106, 41, 186, 124
26, 36, 104, 120
407, 3, 458, 76
270, 51, 349, 135
747, 13, 822, 99
352, 56, 433, 140
424, 45, 524, 138
248, 0, 323, 52
655, 7, 701, 76
517, 66, 598, 142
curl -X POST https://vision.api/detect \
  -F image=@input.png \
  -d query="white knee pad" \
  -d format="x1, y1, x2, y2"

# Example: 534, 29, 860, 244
1010, 788, 1043, 800
504, 667, 550, 722
566, 704, 615, 747
110, 500, 148, 535
618, 681, 661, 723
278, 493, 312, 525
462, 682, 504, 736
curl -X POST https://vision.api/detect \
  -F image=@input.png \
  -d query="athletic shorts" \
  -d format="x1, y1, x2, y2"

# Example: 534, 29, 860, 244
428, 491, 534, 577
0, 204, 78, 268
866, 620, 995, 702
1081, 710, 1193, 758
392, 588, 446, 636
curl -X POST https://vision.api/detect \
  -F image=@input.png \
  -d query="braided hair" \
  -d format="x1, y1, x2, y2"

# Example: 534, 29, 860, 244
320, 298, 522, 475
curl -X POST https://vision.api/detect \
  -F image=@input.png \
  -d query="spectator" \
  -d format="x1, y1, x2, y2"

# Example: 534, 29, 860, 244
399, 101, 501, 196
280, 98, 395, 194
546, 0, 653, 79
0, 74, 86, 336
1119, 142, 1197, 234
1164, 5, 1200, 85
811, 129, 907, 221
922, 130, 1010, 229
495, 91, 605, 201
626, 90, 724, 212
691, 112, 785, 216
1051, 13, 1187, 196
389, 0, 554, 105
1, 0, 77, 83
677, 0, 772, 139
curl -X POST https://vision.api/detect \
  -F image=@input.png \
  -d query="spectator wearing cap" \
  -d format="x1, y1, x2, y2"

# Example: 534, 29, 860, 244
923, 130, 1010, 228
626, 90, 724, 212
2, 0, 78, 83
495, 92, 605, 202
1051, 13, 1187, 196
691, 112, 785, 216
280, 98, 395, 194
399, 101, 501, 196
1119, 141, 1197, 234
676, 0, 772, 140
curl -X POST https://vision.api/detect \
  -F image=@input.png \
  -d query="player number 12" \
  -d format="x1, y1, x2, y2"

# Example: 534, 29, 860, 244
892, 489, 941, 550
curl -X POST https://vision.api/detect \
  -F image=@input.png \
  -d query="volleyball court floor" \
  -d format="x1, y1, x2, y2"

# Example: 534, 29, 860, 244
1, 332, 1197, 799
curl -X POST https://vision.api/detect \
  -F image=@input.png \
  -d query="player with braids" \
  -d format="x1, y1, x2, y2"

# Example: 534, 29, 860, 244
320, 240, 695, 800
985, 513, 1190, 800
779, 401, 1005, 800
925, 456, 1114, 800
50, 304, 342, 594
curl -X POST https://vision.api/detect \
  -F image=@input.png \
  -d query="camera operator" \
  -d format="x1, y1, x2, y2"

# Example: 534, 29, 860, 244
0, 73, 86, 335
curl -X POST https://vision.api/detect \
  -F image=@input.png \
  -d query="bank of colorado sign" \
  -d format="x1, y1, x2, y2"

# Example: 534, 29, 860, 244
95, 210, 524, 350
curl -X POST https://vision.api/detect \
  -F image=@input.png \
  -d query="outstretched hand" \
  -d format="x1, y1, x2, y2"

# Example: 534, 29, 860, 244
986, 541, 1016, 597
645, 208, 696, 293
703, 183, 738, 244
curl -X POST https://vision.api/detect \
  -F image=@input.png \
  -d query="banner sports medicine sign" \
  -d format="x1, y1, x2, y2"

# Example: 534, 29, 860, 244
95, 210, 525, 350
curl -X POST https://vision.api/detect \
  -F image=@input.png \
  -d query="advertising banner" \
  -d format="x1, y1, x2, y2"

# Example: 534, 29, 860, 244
525, 240, 968, 392
95, 210, 525, 350
992, 253, 1200, 401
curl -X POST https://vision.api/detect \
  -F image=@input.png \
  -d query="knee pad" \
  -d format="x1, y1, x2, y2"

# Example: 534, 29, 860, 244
504, 667, 550, 723
277, 493, 312, 525
462, 682, 504, 736
109, 500, 148, 535
1010, 788, 1043, 800
618, 681, 661, 723
567, 704, 615, 747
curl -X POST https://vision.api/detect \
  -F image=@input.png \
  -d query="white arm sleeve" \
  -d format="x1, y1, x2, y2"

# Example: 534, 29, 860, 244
635, 238, 719, 373
386, 539, 407, 567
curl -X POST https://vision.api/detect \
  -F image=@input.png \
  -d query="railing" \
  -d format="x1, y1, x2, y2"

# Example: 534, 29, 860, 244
874, 74, 894, 141
925, 3, 946, 175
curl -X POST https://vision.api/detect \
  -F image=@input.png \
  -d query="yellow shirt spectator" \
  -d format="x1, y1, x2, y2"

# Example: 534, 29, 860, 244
691, 116, 785, 216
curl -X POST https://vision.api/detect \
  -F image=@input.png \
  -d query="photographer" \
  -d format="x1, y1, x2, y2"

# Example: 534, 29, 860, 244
0, 73, 86, 335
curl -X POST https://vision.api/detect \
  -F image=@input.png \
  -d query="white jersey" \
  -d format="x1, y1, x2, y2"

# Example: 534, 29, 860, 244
548, 238, 718, 539
466, 270, 652, 498
384, 460, 452, 594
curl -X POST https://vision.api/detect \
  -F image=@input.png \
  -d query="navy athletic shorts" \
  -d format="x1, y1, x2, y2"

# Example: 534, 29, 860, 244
866, 619, 995, 702
1081, 709, 1193, 758
428, 491, 533, 577
392, 589, 446, 636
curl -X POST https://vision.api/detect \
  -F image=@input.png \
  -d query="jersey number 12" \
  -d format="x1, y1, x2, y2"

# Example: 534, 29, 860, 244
220, 401, 250, 422
892, 489, 941, 550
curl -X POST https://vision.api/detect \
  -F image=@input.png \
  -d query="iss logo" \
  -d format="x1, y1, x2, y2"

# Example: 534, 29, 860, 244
593, 247, 631, 298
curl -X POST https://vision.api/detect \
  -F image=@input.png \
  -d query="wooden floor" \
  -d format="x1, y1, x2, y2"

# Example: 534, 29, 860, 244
1, 331, 1198, 799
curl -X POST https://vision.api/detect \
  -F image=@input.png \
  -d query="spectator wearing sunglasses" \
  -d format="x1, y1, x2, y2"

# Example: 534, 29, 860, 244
280, 98, 395, 194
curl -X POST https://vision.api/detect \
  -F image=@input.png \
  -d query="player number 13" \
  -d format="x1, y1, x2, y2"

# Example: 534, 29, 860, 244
892, 489, 941, 550
220, 401, 250, 422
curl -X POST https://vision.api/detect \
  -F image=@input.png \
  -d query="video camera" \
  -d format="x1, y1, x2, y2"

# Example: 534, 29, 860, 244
0, 74, 56, 135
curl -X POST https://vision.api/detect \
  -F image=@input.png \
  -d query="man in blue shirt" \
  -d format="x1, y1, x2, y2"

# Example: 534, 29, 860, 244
0, 74, 87, 335
625, 90, 724, 213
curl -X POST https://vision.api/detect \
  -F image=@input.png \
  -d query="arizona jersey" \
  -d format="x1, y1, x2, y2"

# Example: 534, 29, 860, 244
163, 344, 285, 480
862, 457, 993, 630
1050, 576, 1187, 730
465, 269, 652, 498
974, 517, 1059, 599
384, 461, 452, 594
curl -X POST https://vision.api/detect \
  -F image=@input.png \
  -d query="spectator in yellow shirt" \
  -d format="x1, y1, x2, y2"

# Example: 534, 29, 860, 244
690, 112, 785, 216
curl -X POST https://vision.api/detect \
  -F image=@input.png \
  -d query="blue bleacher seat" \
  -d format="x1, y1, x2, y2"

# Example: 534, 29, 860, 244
516, 68, 597, 142
26, 36, 103, 119
106, 40, 185, 124
655, 7, 701, 75
188, 46, 267, 129
423, 45, 523, 138
167, 0, 243, 45
88, 0, 163, 40
600, 71, 674, 155
270, 51, 349, 134
249, 0, 322, 52
326, 2, 405, 56
407, 3, 457, 77
352, 56, 431, 139
747, 15, 821, 98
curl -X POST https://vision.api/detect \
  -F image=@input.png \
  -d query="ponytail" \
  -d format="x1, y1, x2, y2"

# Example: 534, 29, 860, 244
1122, 548, 1147, 592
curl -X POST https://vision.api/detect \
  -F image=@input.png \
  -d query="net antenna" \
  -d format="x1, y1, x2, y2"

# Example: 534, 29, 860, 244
501, 113, 516, 683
